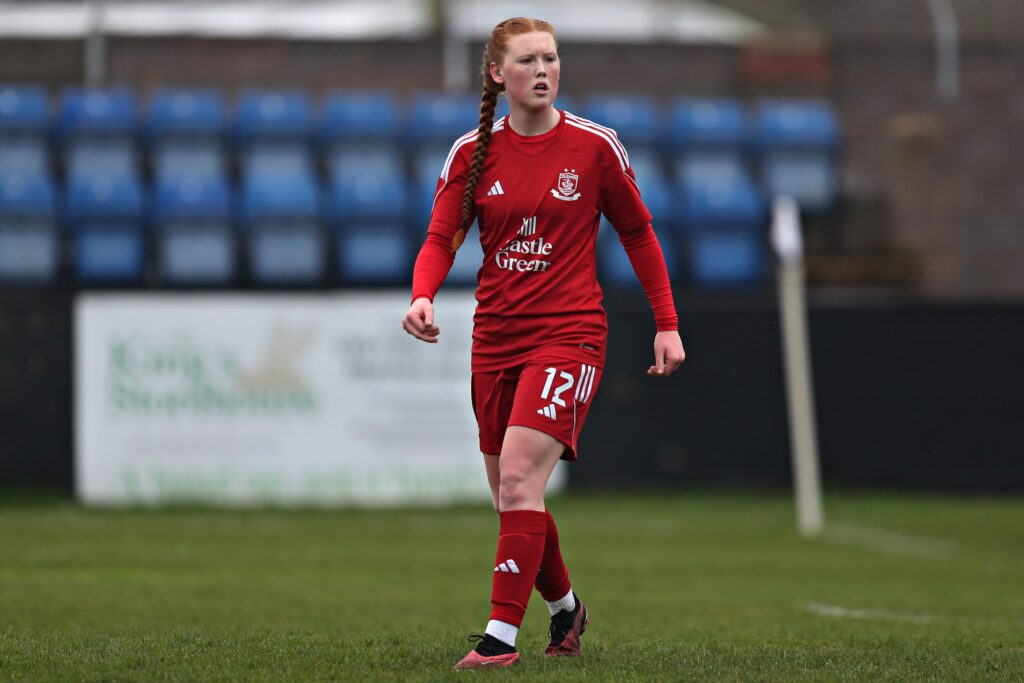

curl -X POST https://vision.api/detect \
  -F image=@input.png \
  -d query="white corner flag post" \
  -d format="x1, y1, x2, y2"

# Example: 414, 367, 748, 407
771, 196, 825, 537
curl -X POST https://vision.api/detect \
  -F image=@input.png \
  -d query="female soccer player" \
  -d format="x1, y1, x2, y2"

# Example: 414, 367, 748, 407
402, 17, 685, 670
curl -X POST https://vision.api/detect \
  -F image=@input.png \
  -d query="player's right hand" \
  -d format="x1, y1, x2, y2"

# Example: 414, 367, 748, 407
402, 297, 440, 343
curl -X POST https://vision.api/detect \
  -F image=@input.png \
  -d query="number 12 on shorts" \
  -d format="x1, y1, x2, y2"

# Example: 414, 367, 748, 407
540, 364, 597, 406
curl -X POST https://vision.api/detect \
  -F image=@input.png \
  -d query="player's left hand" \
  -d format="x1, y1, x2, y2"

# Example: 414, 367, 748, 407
647, 330, 685, 377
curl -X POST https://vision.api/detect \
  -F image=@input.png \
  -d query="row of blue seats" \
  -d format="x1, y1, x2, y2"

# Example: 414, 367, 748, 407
0, 174, 764, 286
1, 84, 839, 151
1, 168, 770, 230
0, 84, 841, 214
0, 160, 786, 242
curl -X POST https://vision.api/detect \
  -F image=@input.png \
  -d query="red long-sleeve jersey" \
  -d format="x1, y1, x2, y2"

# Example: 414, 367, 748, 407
412, 110, 678, 372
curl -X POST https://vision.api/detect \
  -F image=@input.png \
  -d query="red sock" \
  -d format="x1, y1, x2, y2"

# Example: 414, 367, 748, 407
489, 510, 547, 627
535, 510, 572, 602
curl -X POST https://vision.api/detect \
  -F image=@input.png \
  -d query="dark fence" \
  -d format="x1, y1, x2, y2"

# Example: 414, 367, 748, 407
1, 288, 1022, 494
577, 288, 1024, 493
0, 291, 73, 492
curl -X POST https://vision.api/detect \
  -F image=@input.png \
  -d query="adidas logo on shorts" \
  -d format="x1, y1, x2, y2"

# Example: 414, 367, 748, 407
537, 404, 558, 420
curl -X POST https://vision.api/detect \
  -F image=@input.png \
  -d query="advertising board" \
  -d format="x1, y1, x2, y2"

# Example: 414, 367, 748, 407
75, 292, 565, 505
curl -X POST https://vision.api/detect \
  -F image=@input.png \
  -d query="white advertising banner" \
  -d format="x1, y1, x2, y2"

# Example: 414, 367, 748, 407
75, 292, 566, 506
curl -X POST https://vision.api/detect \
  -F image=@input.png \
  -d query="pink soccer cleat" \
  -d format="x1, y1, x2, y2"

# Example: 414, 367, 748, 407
454, 634, 520, 670
544, 593, 589, 657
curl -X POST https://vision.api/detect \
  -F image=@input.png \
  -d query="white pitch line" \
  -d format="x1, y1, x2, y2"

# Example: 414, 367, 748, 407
806, 603, 940, 624
823, 522, 957, 560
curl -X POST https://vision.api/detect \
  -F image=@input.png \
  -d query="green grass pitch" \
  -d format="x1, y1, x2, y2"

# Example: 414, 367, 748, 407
1, 494, 1022, 681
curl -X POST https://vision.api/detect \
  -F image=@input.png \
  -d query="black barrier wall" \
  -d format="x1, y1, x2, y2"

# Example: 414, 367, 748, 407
576, 290, 792, 490
1, 290, 1022, 494
0, 292, 73, 492
808, 299, 1024, 492
576, 289, 1024, 493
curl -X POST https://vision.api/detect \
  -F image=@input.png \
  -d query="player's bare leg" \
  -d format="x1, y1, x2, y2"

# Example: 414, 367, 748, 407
497, 429, 588, 657
499, 428, 589, 656
496, 426, 562, 512
456, 428, 562, 669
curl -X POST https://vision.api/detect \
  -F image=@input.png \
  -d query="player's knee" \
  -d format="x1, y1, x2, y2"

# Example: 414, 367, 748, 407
497, 470, 523, 509
497, 469, 538, 511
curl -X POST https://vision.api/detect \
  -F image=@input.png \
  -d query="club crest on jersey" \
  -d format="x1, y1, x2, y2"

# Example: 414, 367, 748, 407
551, 168, 581, 202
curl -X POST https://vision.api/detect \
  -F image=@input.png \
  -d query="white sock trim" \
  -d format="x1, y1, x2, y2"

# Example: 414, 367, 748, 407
545, 588, 576, 616
485, 619, 518, 648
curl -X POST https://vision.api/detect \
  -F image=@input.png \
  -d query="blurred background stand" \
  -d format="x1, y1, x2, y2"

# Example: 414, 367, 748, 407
1, 0, 1024, 500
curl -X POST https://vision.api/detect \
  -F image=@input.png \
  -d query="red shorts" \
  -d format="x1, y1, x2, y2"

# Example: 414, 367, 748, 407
471, 358, 603, 461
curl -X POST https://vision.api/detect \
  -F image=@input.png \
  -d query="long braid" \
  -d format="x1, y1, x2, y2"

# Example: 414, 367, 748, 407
459, 89, 498, 232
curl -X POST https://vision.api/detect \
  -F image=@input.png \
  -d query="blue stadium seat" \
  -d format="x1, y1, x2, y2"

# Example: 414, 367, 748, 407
152, 175, 235, 284
241, 175, 325, 284
676, 176, 766, 231
329, 160, 409, 224
57, 87, 136, 137
57, 87, 138, 181
0, 172, 59, 283
0, 85, 48, 131
235, 90, 312, 141
147, 88, 227, 181
67, 136, 137, 179
243, 140, 315, 181
328, 143, 404, 182
676, 176, 766, 285
235, 90, 314, 182
322, 91, 405, 182
582, 94, 659, 146
321, 91, 400, 142
597, 220, 677, 287
754, 99, 840, 212
327, 148, 411, 286
334, 222, 411, 285
0, 136, 48, 176
66, 173, 146, 283
148, 89, 225, 137
689, 228, 763, 285
155, 138, 227, 182
669, 97, 748, 186
410, 93, 481, 143
0, 85, 50, 176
